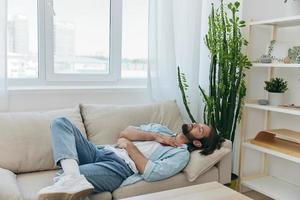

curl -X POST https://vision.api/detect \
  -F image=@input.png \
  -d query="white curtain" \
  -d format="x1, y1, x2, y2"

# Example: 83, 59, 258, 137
148, 0, 203, 122
0, 0, 8, 111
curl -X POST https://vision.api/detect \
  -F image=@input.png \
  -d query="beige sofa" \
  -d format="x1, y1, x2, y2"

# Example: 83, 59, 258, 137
0, 101, 232, 200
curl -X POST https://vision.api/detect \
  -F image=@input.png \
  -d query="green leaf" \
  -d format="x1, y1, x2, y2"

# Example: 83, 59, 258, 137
234, 1, 240, 8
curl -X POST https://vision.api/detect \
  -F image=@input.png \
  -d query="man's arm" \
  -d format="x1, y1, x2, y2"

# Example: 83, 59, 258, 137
119, 126, 156, 141
125, 142, 147, 173
119, 126, 179, 147
117, 138, 147, 173
142, 149, 190, 182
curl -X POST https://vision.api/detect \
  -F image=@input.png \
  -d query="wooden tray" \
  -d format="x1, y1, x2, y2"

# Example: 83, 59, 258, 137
250, 129, 300, 158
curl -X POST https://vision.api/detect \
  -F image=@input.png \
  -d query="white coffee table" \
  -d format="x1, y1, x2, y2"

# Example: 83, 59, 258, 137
121, 182, 252, 200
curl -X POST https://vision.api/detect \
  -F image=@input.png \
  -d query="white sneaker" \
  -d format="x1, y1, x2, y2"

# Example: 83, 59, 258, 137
38, 174, 94, 200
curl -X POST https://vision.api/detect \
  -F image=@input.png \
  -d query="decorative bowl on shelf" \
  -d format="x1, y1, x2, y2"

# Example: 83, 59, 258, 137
260, 55, 272, 63
258, 99, 269, 105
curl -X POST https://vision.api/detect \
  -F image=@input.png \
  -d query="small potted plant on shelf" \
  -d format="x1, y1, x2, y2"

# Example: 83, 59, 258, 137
264, 77, 288, 105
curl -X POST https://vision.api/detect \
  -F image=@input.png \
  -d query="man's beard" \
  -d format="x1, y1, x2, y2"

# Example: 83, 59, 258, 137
181, 124, 189, 135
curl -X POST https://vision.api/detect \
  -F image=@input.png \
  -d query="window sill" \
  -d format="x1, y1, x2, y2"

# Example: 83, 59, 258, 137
8, 85, 148, 94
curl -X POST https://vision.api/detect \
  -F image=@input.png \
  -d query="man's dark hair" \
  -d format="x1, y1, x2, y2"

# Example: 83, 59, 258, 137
185, 126, 225, 156
200, 128, 225, 155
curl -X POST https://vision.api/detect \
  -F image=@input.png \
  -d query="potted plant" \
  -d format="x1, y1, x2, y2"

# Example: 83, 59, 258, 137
178, 0, 251, 144
178, 0, 251, 190
264, 77, 288, 105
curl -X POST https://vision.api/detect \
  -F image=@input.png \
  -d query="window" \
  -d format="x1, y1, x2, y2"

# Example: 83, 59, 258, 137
53, 0, 110, 75
122, 0, 148, 79
7, 0, 38, 79
6, 0, 148, 85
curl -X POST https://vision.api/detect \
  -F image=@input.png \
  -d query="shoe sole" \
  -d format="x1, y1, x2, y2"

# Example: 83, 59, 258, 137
38, 188, 93, 200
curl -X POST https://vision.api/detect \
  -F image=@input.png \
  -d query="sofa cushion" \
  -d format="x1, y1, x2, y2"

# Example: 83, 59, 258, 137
16, 170, 111, 200
183, 141, 231, 182
89, 192, 112, 200
81, 101, 184, 144
17, 170, 57, 200
0, 168, 23, 200
113, 168, 218, 199
0, 106, 86, 173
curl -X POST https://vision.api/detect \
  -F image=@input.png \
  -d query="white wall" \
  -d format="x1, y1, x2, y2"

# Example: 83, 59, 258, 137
241, 0, 300, 188
7, 87, 152, 112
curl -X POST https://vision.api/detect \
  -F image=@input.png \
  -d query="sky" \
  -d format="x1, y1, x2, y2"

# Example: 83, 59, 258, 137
8, 0, 148, 59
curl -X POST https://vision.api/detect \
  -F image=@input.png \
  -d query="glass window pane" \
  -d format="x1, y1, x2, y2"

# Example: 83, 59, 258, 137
53, 0, 110, 75
122, 0, 148, 78
7, 0, 38, 79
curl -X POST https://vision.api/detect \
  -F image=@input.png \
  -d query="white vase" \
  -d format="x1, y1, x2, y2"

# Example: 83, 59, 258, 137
268, 92, 284, 106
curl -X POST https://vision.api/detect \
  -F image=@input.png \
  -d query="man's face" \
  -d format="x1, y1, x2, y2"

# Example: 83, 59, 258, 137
178, 123, 211, 145
185, 123, 211, 140
175, 123, 211, 146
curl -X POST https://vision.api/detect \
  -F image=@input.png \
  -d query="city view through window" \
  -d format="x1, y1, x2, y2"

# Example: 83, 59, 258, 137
122, 0, 148, 78
7, 0, 148, 79
7, 0, 38, 78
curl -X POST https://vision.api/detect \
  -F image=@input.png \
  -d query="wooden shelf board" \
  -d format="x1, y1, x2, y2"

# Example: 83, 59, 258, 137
245, 103, 300, 116
242, 176, 300, 200
250, 15, 300, 27
252, 63, 300, 68
243, 141, 300, 164
264, 129, 300, 144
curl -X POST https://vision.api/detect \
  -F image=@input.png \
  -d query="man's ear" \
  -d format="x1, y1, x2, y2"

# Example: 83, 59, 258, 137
192, 140, 202, 148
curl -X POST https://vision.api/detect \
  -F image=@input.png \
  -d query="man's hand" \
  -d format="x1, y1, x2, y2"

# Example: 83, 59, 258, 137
154, 134, 180, 147
117, 138, 133, 149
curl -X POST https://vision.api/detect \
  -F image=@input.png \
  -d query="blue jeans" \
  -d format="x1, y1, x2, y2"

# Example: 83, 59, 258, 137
50, 117, 133, 193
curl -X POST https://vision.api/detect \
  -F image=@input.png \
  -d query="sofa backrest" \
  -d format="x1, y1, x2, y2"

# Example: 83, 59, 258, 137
0, 106, 86, 174
80, 100, 184, 145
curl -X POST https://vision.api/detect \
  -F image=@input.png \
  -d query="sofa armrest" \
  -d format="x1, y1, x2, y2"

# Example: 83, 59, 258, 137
0, 168, 23, 200
216, 139, 232, 184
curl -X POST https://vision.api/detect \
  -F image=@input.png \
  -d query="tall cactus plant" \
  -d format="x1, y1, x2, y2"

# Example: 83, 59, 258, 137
178, 0, 251, 143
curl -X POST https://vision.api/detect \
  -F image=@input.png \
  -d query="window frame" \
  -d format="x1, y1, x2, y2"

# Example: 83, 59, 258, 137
7, 0, 147, 87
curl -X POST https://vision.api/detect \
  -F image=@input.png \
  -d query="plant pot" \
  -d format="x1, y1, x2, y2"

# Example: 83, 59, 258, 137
269, 92, 284, 106
225, 173, 239, 191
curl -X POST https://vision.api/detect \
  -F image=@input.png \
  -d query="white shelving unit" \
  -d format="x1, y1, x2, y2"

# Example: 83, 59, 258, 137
239, 16, 300, 199
242, 176, 300, 200
249, 15, 300, 27
252, 63, 300, 68
245, 103, 300, 116
243, 141, 300, 164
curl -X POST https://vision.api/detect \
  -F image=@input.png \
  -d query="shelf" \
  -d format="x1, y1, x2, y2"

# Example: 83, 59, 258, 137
250, 15, 300, 27
243, 141, 300, 164
245, 103, 300, 116
252, 63, 300, 68
242, 175, 300, 200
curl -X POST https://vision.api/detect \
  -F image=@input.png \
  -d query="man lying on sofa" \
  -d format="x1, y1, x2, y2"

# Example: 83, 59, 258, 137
38, 117, 224, 200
